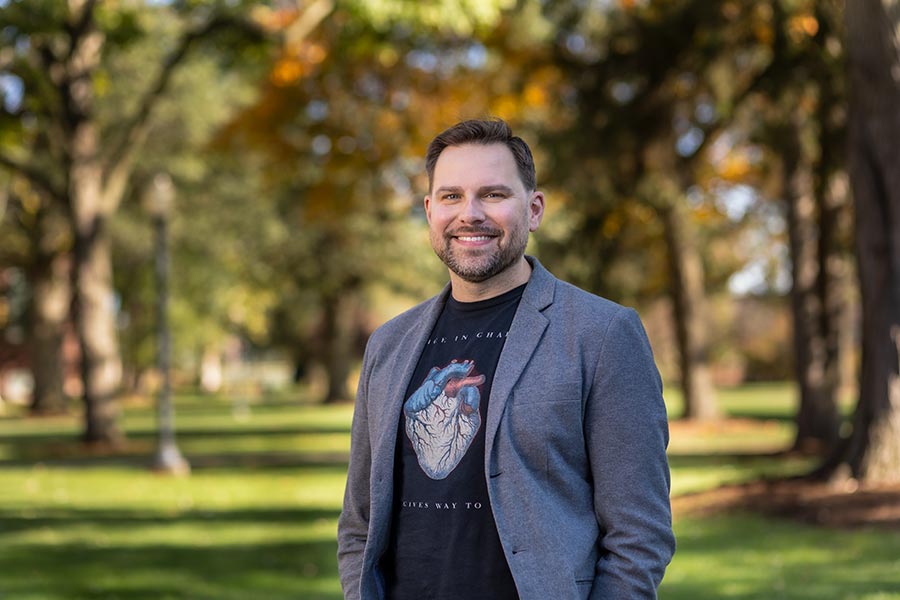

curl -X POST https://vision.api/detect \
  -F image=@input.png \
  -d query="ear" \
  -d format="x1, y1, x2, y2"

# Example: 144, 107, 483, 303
528, 191, 545, 232
424, 195, 432, 223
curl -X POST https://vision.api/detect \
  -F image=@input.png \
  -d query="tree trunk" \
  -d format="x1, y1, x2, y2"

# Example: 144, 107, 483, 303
28, 250, 71, 415
65, 6, 123, 445
782, 119, 841, 452
812, 168, 849, 445
659, 197, 719, 421
828, 0, 900, 483
320, 291, 353, 404
71, 176, 123, 443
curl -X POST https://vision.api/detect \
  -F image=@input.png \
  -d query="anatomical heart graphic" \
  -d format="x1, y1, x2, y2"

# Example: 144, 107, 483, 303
403, 360, 485, 480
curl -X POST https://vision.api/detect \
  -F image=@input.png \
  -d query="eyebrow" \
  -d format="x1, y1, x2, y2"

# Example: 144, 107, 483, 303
434, 185, 516, 196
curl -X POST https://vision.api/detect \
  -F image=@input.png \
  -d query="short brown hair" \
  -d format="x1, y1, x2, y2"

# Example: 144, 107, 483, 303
425, 119, 537, 193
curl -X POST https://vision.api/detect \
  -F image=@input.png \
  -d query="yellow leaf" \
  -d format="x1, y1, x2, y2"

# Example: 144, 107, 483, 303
271, 57, 307, 86
788, 14, 819, 42
491, 94, 519, 120
602, 212, 622, 238
719, 154, 751, 181
523, 83, 547, 108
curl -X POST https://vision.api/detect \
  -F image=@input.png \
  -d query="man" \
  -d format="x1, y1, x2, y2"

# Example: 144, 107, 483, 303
337, 119, 675, 600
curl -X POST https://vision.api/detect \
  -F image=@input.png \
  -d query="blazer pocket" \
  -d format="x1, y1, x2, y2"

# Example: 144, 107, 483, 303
504, 388, 585, 479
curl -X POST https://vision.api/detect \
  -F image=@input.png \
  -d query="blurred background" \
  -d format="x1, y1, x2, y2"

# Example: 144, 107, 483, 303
1, 0, 899, 598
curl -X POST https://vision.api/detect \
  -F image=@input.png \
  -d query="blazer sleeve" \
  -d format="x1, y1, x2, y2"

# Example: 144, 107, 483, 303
585, 308, 675, 599
336, 341, 375, 600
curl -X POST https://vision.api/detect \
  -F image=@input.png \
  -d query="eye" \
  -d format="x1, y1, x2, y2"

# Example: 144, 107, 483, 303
442, 193, 461, 201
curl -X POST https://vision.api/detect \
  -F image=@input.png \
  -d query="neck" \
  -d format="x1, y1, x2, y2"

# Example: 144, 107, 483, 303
449, 256, 532, 302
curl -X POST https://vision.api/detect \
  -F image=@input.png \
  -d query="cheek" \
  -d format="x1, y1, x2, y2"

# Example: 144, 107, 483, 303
428, 208, 454, 229
427, 214, 450, 238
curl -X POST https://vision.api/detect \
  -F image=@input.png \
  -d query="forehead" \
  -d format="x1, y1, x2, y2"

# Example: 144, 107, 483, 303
432, 143, 520, 188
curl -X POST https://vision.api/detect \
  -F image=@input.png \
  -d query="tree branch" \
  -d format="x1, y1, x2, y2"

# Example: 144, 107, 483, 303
0, 151, 65, 203
66, 0, 100, 61
101, 12, 266, 210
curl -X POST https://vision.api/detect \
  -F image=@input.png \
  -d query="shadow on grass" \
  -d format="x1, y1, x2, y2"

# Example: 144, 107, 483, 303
667, 451, 794, 467
0, 507, 339, 534
148, 399, 332, 413
717, 410, 794, 423
0, 421, 353, 468
0, 425, 352, 443
0, 503, 344, 599
0, 449, 351, 470
0, 538, 342, 600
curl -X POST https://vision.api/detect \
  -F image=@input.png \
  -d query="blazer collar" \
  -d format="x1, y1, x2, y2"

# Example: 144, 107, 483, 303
520, 255, 556, 312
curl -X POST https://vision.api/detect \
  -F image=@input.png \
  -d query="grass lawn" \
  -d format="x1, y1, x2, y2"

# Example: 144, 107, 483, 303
0, 385, 898, 599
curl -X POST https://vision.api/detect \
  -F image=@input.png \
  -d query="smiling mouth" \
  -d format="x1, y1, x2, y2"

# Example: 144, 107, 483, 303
455, 235, 495, 242
449, 230, 500, 243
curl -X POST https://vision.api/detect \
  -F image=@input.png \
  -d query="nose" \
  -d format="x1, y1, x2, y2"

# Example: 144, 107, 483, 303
458, 195, 486, 224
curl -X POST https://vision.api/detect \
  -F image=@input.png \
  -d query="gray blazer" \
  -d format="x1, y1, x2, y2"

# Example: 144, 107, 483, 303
337, 257, 675, 599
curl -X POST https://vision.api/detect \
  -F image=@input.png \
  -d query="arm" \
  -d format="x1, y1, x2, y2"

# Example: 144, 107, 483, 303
337, 343, 375, 600
586, 308, 675, 599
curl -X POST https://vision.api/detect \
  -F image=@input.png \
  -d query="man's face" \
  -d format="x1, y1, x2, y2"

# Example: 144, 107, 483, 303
425, 143, 544, 284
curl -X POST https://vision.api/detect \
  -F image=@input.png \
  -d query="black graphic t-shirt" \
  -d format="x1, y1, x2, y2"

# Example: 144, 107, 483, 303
381, 284, 525, 600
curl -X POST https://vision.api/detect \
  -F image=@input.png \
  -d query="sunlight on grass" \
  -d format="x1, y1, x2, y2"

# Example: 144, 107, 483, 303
663, 514, 900, 599
3, 462, 347, 514
120, 403, 355, 436
1, 385, 898, 599
670, 455, 815, 496
667, 420, 795, 455
664, 382, 798, 421
175, 432, 351, 455
0, 464, 345, 599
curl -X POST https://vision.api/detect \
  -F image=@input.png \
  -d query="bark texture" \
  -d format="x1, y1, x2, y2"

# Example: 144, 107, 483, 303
320, 291, 355, 404
781, 114, 842, 452
650, 177, 718, 421
64, 2, 123, 443
28, 250, 71, 415
835, 0, 900, 483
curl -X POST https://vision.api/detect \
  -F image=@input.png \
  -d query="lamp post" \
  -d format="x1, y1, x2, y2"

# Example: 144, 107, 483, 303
144, 173, 190, 476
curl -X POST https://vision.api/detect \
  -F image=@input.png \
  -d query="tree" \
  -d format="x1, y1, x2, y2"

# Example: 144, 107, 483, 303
213, 0, 522, 402
537, 0, 778, 420
823, 0, 900, 483
24, 193, 72, 415
0, 1, 265, 442
744, 1, 850, 452
0, 173, 71, 414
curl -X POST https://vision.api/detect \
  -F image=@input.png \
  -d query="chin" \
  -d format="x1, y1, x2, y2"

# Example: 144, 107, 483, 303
450, 258, 511, 283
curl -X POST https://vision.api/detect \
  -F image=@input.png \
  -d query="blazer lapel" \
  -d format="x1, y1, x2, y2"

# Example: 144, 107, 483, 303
484, 257, 555, 463
388, 285, 450, 402
371, 285, 450, 470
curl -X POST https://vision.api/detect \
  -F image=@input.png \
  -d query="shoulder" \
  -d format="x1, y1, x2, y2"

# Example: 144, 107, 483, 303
548, 278, 636, 330
553, 279, 628, 314
527, 257, 634, 329
539, 275, 655, 367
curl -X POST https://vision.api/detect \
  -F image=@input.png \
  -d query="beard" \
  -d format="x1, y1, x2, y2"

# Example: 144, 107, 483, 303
431, 221, 529, 283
